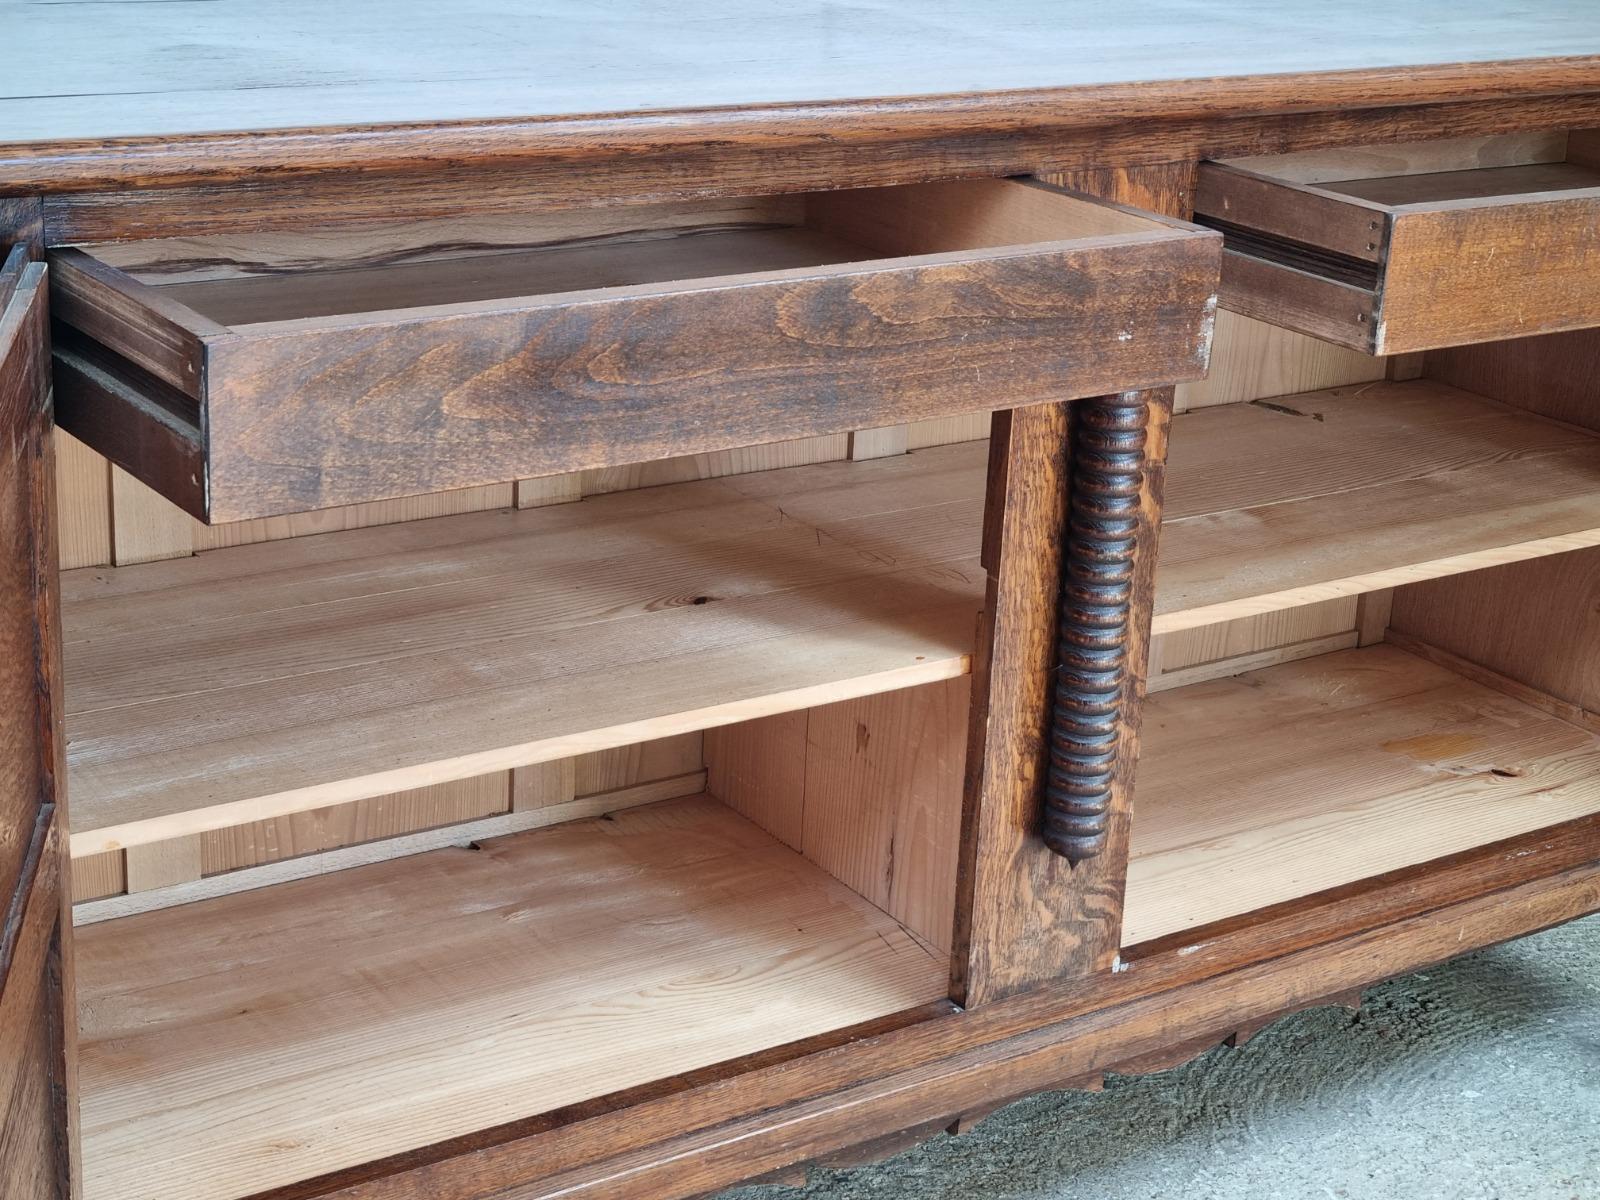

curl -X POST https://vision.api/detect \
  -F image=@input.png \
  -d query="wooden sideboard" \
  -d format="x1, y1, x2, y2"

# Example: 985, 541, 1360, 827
4, 6, 1600, 1199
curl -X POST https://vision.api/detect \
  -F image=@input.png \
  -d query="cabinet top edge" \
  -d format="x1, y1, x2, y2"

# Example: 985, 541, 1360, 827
2, 13, 1600, 194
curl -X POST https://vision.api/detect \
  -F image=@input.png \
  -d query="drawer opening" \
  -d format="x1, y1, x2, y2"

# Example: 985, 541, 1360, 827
1196, 130, 1600, 354
72, 696, 964, 1200
48, 176, 1220, 522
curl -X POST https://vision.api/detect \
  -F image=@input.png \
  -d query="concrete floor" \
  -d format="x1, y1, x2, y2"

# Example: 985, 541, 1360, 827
726, 914, 1600, 1200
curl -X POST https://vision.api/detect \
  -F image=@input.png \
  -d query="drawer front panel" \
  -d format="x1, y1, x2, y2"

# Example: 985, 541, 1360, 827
1198, 157, 1600, 355
1379, 193, 1600, 354
202, 237, 1218, 520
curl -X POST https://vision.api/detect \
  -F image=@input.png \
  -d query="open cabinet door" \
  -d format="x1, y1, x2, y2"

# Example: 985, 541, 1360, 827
0, 244, 78, 1198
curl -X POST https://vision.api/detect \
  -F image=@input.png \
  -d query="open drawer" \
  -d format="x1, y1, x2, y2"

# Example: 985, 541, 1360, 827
1195, 134, 1600, 354
48, 178, 1220, 523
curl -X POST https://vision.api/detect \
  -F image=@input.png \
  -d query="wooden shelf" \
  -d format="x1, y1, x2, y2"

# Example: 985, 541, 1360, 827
1155, 378, 1600, 632
63, 444, 985, 856
75, 794, 948, 1200
1125, 643, 1600, 946
63, 378, 1600, 857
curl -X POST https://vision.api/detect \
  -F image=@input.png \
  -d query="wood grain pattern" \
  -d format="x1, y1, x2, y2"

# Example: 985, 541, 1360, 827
75, 766, 709, 925
52, 431, 111, 571
62, 443, 985, 856
1172, 309, 1384, 412
259, 823, 1600, 1200
704, 683, 966, 952
0, 247, 77, 1200
1425, 324, 1600, 432
1200, 151, 1600, 354
1126, 643, 1600, 944
1390, 548, 1600, 720
51, 182, 1217, 522
1155, 379, 1600, 631
6, 25, 1600, 190
76, 795, 948, 1200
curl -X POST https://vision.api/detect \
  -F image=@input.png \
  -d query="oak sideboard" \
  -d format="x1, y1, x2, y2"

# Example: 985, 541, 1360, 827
4, 6, 1600, 1199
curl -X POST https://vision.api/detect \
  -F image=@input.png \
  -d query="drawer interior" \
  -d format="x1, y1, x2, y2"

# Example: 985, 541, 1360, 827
74, 177, 1167, 328
52, 175, 1215, 524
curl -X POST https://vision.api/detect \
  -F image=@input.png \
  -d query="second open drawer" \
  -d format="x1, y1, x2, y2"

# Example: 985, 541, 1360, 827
1195, 134, 1600, 355
48, 178, 1219, 523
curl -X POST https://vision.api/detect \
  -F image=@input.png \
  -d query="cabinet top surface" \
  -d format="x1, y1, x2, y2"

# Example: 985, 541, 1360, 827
6, 0, 1600, 147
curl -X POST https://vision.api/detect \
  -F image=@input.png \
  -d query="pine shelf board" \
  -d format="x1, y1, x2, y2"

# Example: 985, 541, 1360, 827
62, 443, 986, 856
75, 794, 949, 1200
62, 379, 1600, 856
1156, 378, 1600, 632
1124, 643, 1600, 946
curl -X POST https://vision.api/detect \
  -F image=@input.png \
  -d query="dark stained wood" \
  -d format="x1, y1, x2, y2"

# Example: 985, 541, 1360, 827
7, 53, 1600, 194
1045, 393, 1147, 861
952, 403, 1077, 1005
952, 162, 1187, 1001
1212, 245, 1381, 347
1194, 164, 1388, 261
247, 819, 1600, 1200
47, 247, 223, 395
50, 335, 207, 520
0, 247, 77, 1200
1198, 152, 1600, 354
51, 185, 1220, 522
0, 197, 43, 257
31, 94, 1600, 244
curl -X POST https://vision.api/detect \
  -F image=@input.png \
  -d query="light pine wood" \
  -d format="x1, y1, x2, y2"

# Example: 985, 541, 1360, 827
1155, 379, 1600, 632
849, 426, 911, 461
200, 772, 511, 876
515, 473, 583, 509
74, 769, 709, 924
1148, 596, 1359, 691
800, 679, 967, 952
75, 795, 948, 1200
52, 431, 111, 570
706, 712, 809, 850
706, 682, 966, 951
108, 466, 191, 565
1390, 547, 1600, 719
64, 374, 1600, 857
1173, 310, 1383, 412
511, 758, 578, 811
62, 444, 984, 856
1125, 644, 1600, 945
121, 838, 200, 893
68, 852, 124, 905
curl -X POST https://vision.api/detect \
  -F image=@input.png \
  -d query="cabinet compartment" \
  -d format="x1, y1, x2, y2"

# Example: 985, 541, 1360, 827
1125, 639, 1600, 945
47, 178, 1219, 522
1196, 134, 1600, 353
75, 791, 952, 1200
62, 375, 1600, 859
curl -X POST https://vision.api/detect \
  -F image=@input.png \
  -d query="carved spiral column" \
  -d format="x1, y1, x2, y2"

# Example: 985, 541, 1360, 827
1043, 393, 1147, 863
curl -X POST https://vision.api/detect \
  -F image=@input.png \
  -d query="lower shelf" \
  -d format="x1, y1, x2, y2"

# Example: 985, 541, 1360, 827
75, 795, 949, 1200
1125, 642, 1600, 946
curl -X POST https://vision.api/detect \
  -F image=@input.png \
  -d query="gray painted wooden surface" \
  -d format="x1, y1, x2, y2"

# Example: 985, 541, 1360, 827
5, 0, 1600, 142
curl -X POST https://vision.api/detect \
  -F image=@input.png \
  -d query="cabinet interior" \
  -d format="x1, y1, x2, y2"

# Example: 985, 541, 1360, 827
56, 133, 1600, 1200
